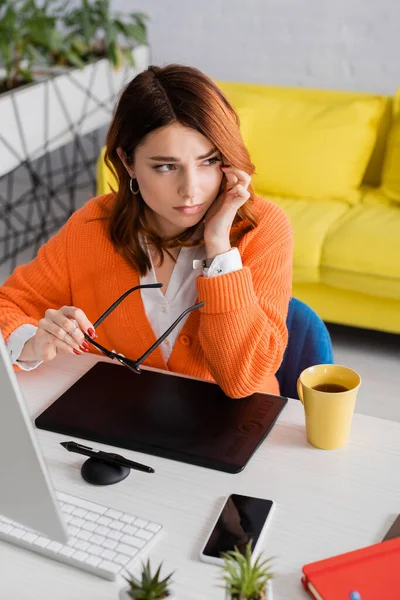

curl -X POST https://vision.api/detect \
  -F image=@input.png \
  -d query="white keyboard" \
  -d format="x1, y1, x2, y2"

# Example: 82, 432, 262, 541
0, 491, 163, 580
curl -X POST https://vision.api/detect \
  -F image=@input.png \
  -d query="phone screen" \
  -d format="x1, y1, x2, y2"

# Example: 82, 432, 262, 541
202, 494, 274, 559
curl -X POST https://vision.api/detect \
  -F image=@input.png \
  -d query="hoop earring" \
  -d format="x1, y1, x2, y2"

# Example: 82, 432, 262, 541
129, 178, 140, 195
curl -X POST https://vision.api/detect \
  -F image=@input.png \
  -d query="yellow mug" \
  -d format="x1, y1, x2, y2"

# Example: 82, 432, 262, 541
297, 364, 361, 450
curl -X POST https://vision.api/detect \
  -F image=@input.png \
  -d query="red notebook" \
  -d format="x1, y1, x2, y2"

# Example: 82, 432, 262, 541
301, 537, 400, 600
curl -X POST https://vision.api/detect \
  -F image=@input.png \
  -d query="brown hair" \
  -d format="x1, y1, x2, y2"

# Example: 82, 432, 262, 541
105, 64, 258, 275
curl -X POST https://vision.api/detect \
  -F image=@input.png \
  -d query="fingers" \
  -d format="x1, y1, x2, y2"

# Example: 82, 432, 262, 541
221, 165, 251, 191
38, 305, 97, 355
224, 183, 251, 205
62, 306, 97, 340
33, 328, 82, 361
38, 315, 85, 353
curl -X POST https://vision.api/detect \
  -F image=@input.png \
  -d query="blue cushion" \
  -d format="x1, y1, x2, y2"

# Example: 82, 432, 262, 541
276, 298, 334, 399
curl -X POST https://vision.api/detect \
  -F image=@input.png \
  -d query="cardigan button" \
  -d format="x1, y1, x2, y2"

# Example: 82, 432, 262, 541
179, 334, 191, 346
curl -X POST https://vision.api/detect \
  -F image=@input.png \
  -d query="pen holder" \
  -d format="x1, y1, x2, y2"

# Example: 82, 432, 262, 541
224, 578, 273, 600
119, 591, 177, 600
81, 457, 130, 485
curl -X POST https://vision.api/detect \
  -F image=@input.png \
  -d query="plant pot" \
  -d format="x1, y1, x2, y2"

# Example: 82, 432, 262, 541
225, 579, 273, 600
119, 589, 177, 600
0, 45, 149, 179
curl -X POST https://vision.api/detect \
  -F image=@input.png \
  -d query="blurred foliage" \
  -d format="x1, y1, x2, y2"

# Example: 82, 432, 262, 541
0, 0, 148, 92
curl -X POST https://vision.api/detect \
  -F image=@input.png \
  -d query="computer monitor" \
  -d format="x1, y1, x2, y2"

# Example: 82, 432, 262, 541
0, 330, 68, 543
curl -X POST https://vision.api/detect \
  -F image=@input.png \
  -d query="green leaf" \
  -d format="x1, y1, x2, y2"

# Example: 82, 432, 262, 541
18, 67, 33, 82
125, 560, 173, 600
122, 47, 135, 67
64, 50, 85, 68
25, 42, 50, 66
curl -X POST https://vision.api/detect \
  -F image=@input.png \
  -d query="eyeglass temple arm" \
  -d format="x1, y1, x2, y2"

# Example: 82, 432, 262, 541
93, 283, 162, 328
133, 301, 205, 367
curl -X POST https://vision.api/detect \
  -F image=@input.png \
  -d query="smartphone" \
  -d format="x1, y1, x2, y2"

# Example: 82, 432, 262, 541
383, 514, 400, 541
199, 493, 275, 566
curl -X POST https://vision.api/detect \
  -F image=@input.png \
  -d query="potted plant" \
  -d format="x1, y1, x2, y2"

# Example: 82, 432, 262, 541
119, 559, 176, 600
0, 0, 81, 94
62, 0, 148, 69
221, 542, 274, 600
0, 0, 149, 179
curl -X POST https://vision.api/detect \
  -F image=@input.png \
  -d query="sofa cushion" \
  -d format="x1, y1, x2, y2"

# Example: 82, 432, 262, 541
362, 187, 398, 208
218, 82, 388, 199
321, 204, 400, 300
380, 89, 400, 203
261, 195, 349, 283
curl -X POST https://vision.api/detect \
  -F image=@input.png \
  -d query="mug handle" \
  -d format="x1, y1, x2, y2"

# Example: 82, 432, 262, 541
297, 378, 304, 404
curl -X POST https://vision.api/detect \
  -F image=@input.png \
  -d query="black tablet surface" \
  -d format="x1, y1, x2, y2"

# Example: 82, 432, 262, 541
35, 362, 287, 473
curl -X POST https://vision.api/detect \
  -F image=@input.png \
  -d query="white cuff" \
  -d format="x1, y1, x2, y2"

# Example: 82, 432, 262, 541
6, 325, 43, 371
202, 247, 243, 277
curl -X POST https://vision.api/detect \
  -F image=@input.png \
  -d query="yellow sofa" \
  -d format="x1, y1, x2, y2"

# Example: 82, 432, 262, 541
97, 83, 400, 334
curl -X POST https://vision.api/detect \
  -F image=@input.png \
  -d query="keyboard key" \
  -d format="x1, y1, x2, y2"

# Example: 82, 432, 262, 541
108, 521, 124, 531
77, 530, 92, 541
9, 528, 26, 539
146, 522, 162, 533
21, 532, 38, 544
105, 509, 122, 520
88, 544, 103, 556
82, 522, 97, 533
0, 523, 13, 535
56, 492, 107, 515
58, 546, 75, 558
98, 560, 121, 576
75, 540, 91, 552
108, 530, 123, 541
116, 543, 138, 556
72, 508, 87, 518
96, 525, 111, 536
73, 550, 88, 562
85, 555, 102, 567
67, 537, 79, 548
63, 514, 73, 524
114, 553, 131, 566
68, 526, 79, 537
47, 541, 63, 553
100, 548, 117, 561
33, 536, 50, 548
90, 534, 105, 545
136, 529, 153, 541
121, 514, 136, 524
61, 504, 75, 514
70, 517, 85, 528
120, 535, 146, 549
122, 525, 137, 536
85, 512, 99, 522
97, 516, 112, 527
134, 518, 148, 528
102, 538, 118, 550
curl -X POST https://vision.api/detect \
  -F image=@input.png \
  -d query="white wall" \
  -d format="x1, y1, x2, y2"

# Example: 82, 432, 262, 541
113, 0, 400, 94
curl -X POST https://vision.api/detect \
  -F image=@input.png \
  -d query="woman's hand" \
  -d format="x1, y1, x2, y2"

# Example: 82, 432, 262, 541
203, 161, 251, 259
17, 306, 97, 363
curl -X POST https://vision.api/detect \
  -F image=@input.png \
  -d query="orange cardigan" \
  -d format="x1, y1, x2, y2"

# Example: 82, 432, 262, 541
0, 194, 293, 398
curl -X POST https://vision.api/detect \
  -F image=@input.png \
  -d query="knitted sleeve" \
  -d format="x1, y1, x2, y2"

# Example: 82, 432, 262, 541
0, 218, 72, 342
196, 202, 293, 398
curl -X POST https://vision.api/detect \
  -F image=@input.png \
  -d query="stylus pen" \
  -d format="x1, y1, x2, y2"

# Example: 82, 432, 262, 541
60, 441, 155, 473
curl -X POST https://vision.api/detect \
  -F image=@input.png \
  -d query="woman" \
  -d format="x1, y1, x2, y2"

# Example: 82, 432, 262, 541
0, 64, 293, 398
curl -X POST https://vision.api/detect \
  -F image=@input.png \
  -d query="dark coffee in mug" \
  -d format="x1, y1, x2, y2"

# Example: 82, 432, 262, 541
312, 383, 349, 393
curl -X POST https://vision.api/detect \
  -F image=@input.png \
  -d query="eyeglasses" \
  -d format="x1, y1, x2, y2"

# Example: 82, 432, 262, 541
82, 283, 204, 374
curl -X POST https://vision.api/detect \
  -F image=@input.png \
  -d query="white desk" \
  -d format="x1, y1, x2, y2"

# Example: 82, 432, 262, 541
2, 354, 400, 600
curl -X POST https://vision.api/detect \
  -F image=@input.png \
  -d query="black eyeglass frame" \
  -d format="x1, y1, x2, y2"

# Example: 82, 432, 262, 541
82, 283, 204, 374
